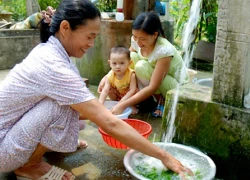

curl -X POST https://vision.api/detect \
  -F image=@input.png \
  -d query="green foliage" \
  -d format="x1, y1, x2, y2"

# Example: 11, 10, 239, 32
17, 0, 60, 21
170, 0, 218, 46
170, 0, 190, 46
37, 0, 60, 11
0, 0, 60, 22
0, 0, 26, 21
0, 2, 10, 13
95, 0, 116, 12
199, 0, 218, 43
11, 0, 26, 21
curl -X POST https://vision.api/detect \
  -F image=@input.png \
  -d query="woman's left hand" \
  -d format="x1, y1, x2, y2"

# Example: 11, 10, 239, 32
110, 103, 125, 115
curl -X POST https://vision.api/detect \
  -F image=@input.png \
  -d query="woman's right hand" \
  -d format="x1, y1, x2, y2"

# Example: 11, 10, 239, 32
161, 152, 194, 179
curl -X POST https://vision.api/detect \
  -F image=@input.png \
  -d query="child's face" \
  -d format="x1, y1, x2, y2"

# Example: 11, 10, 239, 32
109, 53, 131, 76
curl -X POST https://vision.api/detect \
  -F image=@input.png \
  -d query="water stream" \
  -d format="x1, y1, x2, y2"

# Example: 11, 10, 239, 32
162, 0, 202, 143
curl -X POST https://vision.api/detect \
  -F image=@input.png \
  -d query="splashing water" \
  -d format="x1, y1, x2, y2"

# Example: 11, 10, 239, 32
163, 0, 202, 143
152, 133, 157, 143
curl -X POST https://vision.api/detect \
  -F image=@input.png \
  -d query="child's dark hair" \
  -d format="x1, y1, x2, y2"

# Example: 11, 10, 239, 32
40, 0, 101, 43
110, 46, 130, 60
132, 11, 165, 38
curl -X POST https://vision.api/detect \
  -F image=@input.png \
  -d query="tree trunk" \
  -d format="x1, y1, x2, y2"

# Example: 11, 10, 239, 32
123, 0, 133, 20
147, 0, 155, 11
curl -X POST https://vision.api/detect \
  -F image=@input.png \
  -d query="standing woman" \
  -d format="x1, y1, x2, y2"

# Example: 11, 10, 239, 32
0, 1, 192, 180
106, 11, 189, 117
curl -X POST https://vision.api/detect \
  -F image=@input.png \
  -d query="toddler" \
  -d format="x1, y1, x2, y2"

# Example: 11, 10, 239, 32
99, 46, 138, 111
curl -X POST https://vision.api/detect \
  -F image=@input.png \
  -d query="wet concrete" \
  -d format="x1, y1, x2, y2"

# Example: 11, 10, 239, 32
0, 69, 212, 180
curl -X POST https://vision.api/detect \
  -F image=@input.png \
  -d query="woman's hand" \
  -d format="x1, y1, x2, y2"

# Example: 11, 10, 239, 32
110, 103, 126, 115
161, 152, 194, 179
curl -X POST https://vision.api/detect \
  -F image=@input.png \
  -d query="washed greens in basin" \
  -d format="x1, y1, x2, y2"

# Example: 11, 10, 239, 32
123, 142, 216, 180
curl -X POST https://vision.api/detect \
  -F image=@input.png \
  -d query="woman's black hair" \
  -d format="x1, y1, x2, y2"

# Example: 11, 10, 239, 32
40, 0, 101, 43
132, 11, 165, 38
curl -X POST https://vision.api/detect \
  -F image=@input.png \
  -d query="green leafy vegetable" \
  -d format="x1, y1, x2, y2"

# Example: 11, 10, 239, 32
135, 165, 203, 180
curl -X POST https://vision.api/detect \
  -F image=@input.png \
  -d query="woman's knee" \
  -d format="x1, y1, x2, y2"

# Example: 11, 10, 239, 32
130, 52, 140, 62
0, 153, 24, 172
134, 60, 153, 79
32, 97, 74, 120
159, 76, 178, 97
134, 60, 150, 72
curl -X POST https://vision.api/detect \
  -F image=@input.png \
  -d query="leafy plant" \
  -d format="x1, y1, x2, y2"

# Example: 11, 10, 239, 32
170, 0, 218, 46
169, 0, 190, 48
95, 0, 116, 12
198, 0, 218, 43
0, 0, 26, 21
37, 0, 60, 11
11, 0, 26, 21
0, 2, 10, 13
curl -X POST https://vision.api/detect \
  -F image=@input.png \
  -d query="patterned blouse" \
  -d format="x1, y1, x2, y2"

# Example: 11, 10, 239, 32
0, 36, 95, 141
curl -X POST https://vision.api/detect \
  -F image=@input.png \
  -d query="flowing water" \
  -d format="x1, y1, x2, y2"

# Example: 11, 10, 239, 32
162, 0, 202, 143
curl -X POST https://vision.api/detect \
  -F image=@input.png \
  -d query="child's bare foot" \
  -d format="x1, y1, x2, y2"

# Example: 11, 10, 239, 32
15, 161, 75, 180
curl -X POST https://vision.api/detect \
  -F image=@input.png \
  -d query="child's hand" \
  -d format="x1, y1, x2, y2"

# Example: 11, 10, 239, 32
97, 75, 107, 93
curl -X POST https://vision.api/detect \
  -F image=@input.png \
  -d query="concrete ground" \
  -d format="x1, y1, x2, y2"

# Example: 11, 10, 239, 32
0, 69, 212, 180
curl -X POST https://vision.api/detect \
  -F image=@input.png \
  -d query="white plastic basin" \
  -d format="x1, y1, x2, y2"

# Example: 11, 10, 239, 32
124, 142, 216, 180
104, 101, 132, 119
194, 78, 213, 87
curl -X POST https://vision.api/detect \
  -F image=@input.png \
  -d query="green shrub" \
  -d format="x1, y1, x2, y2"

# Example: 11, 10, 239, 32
37, 0, 60, 11
0, 0, 26, 21
11, 0, 26, 21
170, 0, 218, 46
95, 0, 116, 12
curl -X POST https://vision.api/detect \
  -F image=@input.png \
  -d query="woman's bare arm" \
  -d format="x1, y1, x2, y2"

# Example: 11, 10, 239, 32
70, 99, 193, 176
